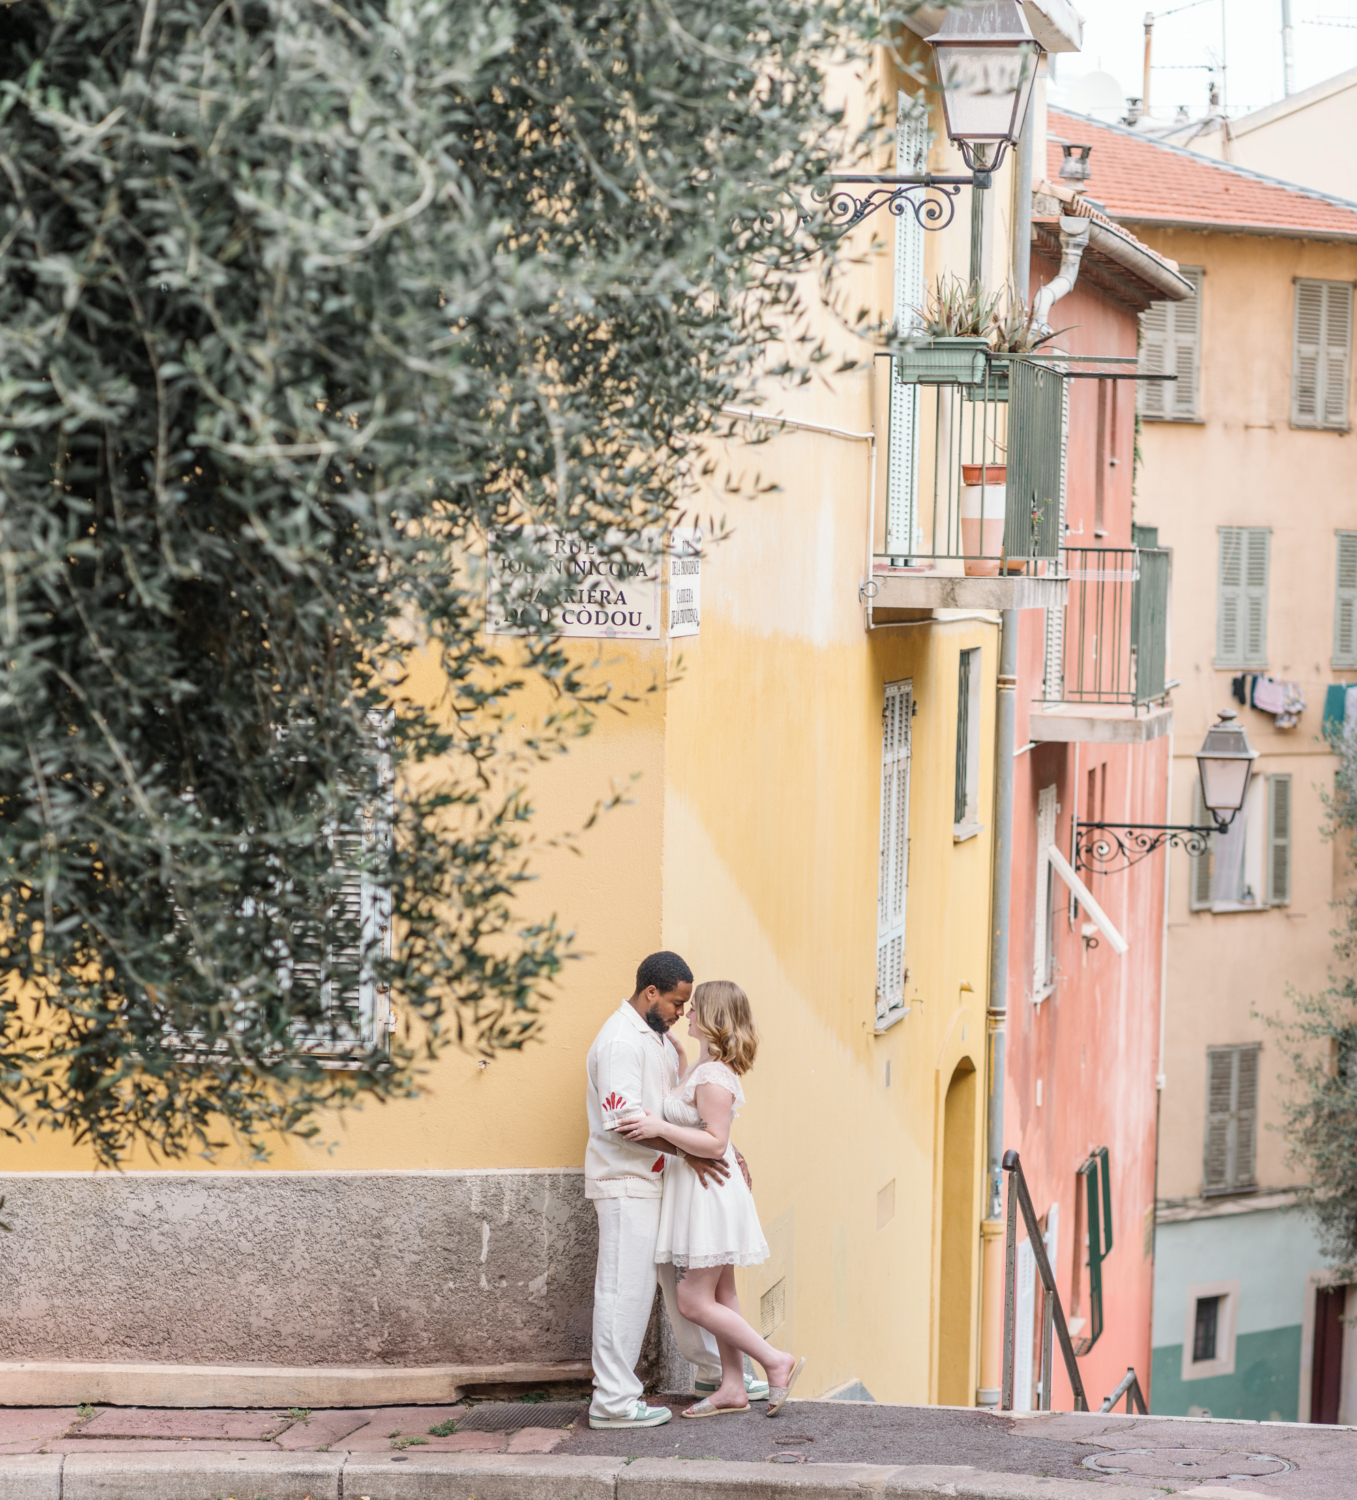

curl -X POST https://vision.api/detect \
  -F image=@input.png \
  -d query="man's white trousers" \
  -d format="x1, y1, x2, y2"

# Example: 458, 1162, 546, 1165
590, 1196, 720, 1419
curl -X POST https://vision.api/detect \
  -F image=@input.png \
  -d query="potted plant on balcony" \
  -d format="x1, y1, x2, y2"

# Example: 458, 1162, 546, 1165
894, 275, 999, 386
963, 292, 1070, 402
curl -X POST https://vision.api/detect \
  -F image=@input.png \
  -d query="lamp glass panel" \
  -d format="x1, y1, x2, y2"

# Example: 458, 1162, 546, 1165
937, 46, 1034, 140
1198, 756, 1252, 813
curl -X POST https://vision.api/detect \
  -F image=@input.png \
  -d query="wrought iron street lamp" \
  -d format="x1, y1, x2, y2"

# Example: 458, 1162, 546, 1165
926, 1, 1042, 184
825, 0, 1045, 233
1076, 711, 1259, 874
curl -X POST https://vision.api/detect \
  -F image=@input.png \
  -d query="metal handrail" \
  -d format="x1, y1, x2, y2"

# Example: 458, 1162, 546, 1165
1099, 1367, 1149, 1414
1001, 1149, 1089, 1412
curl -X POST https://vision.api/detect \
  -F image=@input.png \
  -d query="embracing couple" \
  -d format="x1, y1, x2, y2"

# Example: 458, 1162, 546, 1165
584, 950, 804, 1429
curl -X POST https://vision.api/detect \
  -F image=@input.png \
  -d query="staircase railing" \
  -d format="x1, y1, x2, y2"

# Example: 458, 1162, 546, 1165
1001, 1149, 1089, 1412
1099, 1367, 1149, 1414
1001, 1149, 1150, 1415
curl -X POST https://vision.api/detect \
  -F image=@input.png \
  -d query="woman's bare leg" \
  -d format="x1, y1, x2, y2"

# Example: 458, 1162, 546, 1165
713, 1267, 747, 1396
676, 1266, 794, 1408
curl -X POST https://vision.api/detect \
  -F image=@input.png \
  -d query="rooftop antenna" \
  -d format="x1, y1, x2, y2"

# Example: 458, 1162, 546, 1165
1143, 11, 1154, 117
1281, 0, 1295, 96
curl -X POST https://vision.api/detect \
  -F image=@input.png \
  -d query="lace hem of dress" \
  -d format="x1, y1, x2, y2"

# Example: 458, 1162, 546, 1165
655, 1251, 768, 1269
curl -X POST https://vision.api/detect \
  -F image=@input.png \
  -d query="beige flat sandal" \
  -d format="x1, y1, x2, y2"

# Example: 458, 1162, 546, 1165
681, 1397, 751, 1419
766, 1355, 806, 1416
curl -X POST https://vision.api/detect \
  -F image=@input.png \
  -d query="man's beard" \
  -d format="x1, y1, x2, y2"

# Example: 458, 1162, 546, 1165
644, 1005, 670, 1034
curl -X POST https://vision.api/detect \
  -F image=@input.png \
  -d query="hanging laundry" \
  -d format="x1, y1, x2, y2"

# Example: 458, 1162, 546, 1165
1325, 684, 1348, 733
1232, 675, 1252, 708
1243, 675, 1306, 728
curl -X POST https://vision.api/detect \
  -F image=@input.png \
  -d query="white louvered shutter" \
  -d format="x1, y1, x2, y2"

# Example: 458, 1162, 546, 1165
876, 681, 912, 1023
886, 93, 927, 560
1217, 527, 1269, 667
1217, 528, 1243, 665
1294, 280, 1353, 428
1235, 1045, 1260, 1188
1043, 605, 1064, 702
1337, 533, 1357, 668
1324, 282, 1353, 428
1203, 1047, 1235, 1193
1294, 280, 1324, 425
1139, 269, 1201, 419
1244, 528, 1270, 665
1171, 267, 1202, 418
1138, 301, 1167, 418
1267, 774, 1292, 907
1033, 785, 1057, 995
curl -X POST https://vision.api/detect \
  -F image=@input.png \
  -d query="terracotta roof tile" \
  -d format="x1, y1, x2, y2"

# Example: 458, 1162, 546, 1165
1047, 107, 1357, 240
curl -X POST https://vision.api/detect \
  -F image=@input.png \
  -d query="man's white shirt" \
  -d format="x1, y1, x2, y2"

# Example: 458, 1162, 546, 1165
585, 1000, 683, 1200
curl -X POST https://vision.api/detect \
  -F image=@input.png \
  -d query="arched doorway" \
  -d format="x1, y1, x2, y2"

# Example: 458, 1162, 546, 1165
939, 1057, 978, 1406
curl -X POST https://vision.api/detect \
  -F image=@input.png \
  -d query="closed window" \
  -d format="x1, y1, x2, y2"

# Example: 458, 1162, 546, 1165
1189, 774, 1291, 912
1336, 532, 1357, 669
954, 648, 982, 836
1203, 1043, 1260, 1195
886, 93, 928, 561
1033, 784, 1058, 999
1138, 267, 1202, 420
1181, 1278, 1240, 1381
1216, 526, 1270, 669
1293, 279, 1352, 430
876, 680, 912, 1027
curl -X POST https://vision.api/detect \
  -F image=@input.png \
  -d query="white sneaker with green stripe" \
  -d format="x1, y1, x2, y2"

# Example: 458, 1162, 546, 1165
588, 1400, 673, 1430
695, 1372, 770, 1402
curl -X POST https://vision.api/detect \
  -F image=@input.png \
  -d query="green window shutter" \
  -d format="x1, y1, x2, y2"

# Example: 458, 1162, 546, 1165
1244, 528, 1270, 666
1335, 532, 1357, 667
1138, 299, 1169, 418
1190, 782, 1214, 911
1235, 1044, 1260, 1188
1267, 774, 1292, 907
1171, 268, 1203, 419
1324, 281, 1352, 429
1204, 1046, 1235, 1193
1294, 280, 1325, 425
877, 680, 912, 1023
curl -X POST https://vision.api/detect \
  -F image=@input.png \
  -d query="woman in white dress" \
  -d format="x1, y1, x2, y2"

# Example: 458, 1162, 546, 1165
619, 980, 804, 1418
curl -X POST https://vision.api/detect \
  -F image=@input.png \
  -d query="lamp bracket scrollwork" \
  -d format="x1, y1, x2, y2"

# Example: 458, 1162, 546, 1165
1074, 821, 1221, 875
820, 174, 972, 234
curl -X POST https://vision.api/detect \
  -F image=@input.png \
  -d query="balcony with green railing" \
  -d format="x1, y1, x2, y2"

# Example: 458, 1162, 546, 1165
866, 349, 1070, 616
1030, 544, 1174, 744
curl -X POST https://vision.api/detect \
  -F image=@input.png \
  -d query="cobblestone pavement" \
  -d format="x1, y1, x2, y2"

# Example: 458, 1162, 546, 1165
1, 1399, 1355, 1495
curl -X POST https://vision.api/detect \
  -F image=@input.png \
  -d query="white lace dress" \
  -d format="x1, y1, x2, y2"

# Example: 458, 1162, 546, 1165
654, 1060, 770, 1270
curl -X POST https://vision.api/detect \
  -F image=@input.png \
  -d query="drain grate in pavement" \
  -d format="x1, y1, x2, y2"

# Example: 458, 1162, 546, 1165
456, 1402, 586, 1433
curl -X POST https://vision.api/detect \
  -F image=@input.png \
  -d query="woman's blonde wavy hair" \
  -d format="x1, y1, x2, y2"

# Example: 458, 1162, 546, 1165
691, 980, 759, 1076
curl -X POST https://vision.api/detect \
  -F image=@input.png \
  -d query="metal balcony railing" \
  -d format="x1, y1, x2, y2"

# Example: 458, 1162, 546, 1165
875, 353, 1067, 576
1041, 546, 1170, 710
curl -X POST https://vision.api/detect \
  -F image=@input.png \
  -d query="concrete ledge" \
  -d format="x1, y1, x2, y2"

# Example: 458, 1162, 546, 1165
62, 1453, 346, 1500
0, 1361, 592, 1409
619, 1458, 896, 1500
0, 1455, 61, 1500
872, 575, 1067, 613
0, 1453, 1172, 1500
343, 1454, 627, 1500
1028, 702, 1173, 744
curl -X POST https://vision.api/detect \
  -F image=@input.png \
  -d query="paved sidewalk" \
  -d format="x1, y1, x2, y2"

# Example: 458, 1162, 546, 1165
0, 1399, 1353, 1497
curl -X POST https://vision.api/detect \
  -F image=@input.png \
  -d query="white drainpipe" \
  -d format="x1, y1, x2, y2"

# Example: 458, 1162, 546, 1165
1032, 214, 1091, 332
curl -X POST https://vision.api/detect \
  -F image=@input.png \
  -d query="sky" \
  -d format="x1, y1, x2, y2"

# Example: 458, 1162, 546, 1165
1048, 0, 1357, 125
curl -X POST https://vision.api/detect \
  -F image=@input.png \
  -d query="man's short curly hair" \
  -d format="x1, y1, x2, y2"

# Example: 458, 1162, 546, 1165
634, 951, 694, 996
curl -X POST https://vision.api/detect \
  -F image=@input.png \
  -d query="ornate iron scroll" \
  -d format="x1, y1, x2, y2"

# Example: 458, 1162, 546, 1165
818, 180, 963, 234
1075, 822, 1216, 875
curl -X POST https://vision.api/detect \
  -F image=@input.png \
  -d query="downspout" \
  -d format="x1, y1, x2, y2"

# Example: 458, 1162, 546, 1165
1032, 215, 1091, 333
978, 95, 1038, 1412
978, 609, 1018, 1409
